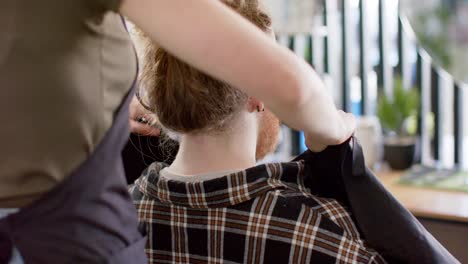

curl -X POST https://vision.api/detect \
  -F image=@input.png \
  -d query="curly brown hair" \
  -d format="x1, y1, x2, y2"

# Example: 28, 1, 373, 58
137, 0, 272, 134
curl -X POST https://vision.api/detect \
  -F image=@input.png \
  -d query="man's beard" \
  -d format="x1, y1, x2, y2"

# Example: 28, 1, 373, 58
255, 110, 281, 161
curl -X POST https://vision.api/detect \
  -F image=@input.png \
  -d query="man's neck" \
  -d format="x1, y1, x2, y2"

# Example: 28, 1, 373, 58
168, 113, 258, 176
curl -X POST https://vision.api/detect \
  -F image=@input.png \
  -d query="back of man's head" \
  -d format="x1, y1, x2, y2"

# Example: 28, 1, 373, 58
138, 0, 272, 135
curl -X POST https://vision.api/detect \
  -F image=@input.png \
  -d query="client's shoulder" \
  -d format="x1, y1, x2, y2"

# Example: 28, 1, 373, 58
262, 161, 383, 254
242, 161, 360, 238
129, 161, 168, 202
266, 187, 360, 239
230, 177, 385, 263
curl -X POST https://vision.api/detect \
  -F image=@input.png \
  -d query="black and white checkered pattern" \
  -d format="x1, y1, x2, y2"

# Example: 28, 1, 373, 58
130, 161, 385, 264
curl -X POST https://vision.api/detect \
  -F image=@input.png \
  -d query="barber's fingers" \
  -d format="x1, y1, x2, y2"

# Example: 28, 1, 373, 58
305, 141, 328, 153
305, 110, 356, 152
337, 110, 356, 141
129, 95, 161, 136
129, 120, 161, 137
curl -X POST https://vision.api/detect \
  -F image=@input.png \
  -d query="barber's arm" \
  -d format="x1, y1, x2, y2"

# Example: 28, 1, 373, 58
121, 0, 355, 151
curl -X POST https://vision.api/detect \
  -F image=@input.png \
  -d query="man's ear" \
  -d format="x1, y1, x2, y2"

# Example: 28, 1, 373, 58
247, 97, 264, 113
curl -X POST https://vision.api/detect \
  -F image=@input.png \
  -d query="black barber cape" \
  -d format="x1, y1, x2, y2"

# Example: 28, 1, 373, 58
295, 137, 459, 264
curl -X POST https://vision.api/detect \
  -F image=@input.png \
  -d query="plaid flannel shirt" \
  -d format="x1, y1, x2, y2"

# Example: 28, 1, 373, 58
130, 161, 385, 264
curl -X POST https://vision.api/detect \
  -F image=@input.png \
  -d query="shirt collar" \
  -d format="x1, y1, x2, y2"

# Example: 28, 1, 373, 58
135, 160, 308, 209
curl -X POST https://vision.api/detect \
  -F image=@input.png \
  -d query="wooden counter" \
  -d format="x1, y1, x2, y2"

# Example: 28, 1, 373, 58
378, 172, 468, 223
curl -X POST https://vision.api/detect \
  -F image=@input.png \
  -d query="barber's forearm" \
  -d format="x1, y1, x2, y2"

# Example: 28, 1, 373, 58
278, 65, 346, 144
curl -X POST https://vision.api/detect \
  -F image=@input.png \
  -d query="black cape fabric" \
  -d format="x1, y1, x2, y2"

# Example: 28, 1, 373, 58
123, 134, 178, 184
295, 137, 459, 264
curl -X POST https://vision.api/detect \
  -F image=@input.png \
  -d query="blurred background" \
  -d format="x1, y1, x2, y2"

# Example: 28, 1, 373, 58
262, 0, 468, 171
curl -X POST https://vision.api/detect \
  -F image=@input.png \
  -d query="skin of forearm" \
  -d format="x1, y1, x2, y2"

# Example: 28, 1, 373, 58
121, 0, 344, 146
274, 61, 346, 147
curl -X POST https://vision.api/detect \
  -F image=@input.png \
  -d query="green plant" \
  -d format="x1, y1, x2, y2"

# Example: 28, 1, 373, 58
377, 78, 420, 136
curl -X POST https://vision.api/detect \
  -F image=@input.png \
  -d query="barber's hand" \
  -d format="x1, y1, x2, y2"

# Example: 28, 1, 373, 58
129, 95, 161, 136
305, 110, 356, 152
